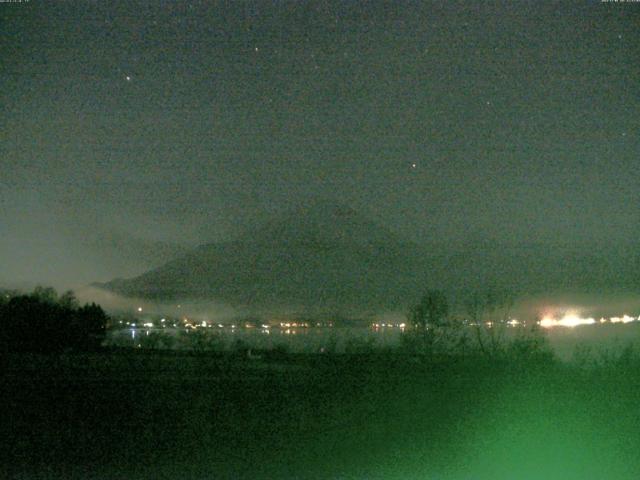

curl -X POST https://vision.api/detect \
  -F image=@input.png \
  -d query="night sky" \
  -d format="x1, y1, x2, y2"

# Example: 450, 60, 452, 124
2, 1, 639, 290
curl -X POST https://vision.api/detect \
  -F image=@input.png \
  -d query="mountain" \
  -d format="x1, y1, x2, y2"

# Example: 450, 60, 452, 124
97, 202, 431, 312
82, 228, 190, 277
96, 201, 640, 313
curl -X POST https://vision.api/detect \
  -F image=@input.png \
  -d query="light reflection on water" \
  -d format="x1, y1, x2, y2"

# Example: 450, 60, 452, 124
108, 326, 403, 353
107, 323, 640, 359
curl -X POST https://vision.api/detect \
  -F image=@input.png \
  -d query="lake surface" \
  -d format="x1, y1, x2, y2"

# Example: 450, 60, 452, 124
106, 323, 640, 360
107, 325, 404, 353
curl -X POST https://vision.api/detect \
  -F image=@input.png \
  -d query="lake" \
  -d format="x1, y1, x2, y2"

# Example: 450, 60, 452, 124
106, 322, 640, 360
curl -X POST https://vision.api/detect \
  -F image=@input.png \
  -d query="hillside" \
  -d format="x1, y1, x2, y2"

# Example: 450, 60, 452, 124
97, 202, 640, 312
98, 202, 431, 311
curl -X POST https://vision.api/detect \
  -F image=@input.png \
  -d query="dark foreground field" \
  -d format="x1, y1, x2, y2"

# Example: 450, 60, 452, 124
3, 350, 640, 480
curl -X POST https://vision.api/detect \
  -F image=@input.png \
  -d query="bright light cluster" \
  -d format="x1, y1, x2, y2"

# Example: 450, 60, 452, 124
372, 322, 406, 329
610, 315, 635, 324
540, 315, 595, 328
540, 312, 639, 328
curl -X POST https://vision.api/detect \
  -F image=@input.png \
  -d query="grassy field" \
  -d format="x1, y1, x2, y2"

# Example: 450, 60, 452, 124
3, 349, 640, 479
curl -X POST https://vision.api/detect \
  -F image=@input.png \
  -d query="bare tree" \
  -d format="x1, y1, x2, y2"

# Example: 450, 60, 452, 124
408, 289, 450, 355
464, 288, 514, 358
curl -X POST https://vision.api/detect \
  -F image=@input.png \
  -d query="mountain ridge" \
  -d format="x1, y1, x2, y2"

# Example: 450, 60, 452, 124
95, 201, 640, 310
96, 202, 430, 311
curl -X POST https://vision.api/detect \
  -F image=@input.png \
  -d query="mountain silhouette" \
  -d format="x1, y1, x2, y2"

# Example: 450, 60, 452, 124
97, 201, 430, 311
96, 200, 640, 314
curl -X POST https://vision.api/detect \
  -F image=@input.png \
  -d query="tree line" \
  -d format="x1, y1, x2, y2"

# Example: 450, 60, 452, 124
406, 288, 552, 362
0, 286, 108, 353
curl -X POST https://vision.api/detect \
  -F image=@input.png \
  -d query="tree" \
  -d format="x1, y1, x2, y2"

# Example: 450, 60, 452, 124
59, 290, 80, 310
70, 302, 108, 351
32, 286, 58, 304
464, 288, 515, 357
407, 289, 451, 355
0, 288, 108, 353
0, 290, 10, 307
0, 293, 67, 352
409, 289, 450, 330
